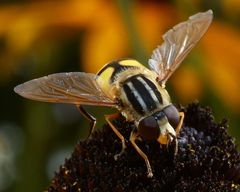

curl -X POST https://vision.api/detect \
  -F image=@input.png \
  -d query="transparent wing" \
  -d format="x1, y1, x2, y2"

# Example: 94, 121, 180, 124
14, 72, 117, 107
148, 10, 213, 86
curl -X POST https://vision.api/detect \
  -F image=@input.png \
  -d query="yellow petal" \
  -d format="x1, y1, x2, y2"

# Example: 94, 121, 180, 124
82, 3, 128, 73
82, 2, 176, 73
0, 0, 106, 82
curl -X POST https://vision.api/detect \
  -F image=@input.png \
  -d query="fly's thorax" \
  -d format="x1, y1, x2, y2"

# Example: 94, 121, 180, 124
96, 59, 147, 99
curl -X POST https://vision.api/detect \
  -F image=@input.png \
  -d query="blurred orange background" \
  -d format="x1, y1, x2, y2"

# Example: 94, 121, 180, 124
0, 0, 239, 191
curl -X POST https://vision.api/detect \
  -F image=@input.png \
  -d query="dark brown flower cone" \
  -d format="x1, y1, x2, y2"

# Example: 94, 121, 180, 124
47, 102, 240, 192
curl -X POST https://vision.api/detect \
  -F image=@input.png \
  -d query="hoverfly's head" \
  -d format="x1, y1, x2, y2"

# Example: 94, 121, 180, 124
137, 105, 180, 144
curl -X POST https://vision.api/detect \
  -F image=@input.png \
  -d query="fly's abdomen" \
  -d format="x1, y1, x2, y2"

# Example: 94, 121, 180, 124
120, 74, 165, 120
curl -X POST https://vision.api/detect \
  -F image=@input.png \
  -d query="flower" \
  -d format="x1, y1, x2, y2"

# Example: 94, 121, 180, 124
47, 103, 240, 191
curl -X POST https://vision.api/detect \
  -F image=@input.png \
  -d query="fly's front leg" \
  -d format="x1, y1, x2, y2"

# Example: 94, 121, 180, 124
168, 132, 178, 156
172, 112, 184, 156
175, 112, 184, 135
105, 113, 126, 160
174, 137, 178, 156
130, 130, 153, 178
77, 105, 96, 138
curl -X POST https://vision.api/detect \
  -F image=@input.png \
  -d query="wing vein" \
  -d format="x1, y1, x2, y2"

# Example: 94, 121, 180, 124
148, 10, 213, 86
14, 72, 117, 107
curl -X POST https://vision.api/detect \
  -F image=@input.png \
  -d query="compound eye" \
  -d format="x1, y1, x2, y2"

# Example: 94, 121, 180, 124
163, 105, 179, 128
138, 116, 159, 140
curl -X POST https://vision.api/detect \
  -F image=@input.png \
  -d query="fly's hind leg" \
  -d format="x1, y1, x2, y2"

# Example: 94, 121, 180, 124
130, 130, 153, 178
105, 113, 126, 160
77, 105, 96, 138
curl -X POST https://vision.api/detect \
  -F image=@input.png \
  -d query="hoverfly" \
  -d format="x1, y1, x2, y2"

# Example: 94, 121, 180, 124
14, 10, 213, 177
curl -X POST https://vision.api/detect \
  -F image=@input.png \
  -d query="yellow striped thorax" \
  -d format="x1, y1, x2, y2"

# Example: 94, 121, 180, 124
96, 59, 147, 94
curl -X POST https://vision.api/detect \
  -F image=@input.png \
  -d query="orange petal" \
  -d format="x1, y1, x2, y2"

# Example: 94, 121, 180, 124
202, 22, 240, 111
170, 66, 203, 103
133, 3, 176, 54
